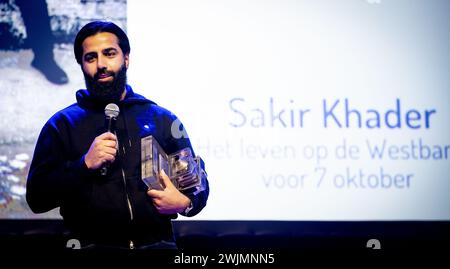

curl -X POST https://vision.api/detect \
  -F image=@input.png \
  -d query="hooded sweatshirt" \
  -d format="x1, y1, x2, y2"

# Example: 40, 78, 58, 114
26, 85, 209, 248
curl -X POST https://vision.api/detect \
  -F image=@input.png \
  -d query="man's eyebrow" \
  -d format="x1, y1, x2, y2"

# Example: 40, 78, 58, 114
84, 51, 97, 58
103, 47, 118, 53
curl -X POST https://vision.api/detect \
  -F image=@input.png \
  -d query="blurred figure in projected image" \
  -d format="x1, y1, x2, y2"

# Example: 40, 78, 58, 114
26, 21, 209, 249
15, 0, 69, 84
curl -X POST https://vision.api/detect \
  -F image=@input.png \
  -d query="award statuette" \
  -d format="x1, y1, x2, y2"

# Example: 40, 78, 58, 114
141, 135, 207, 194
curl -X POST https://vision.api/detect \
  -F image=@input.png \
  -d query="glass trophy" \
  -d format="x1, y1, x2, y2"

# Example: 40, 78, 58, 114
141, 135, 207, 195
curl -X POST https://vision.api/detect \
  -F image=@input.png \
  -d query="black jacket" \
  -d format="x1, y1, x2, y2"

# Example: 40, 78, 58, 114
26, 85, 209, 248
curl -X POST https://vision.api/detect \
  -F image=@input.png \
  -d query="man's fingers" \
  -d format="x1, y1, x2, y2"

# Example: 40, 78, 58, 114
102, 146, 117, 156
159, 170, 174, 188
103, 153, 115, 162
152, 199, 162, 208
85, 132, 118, 170
147, 189, 163, 199
97, 132, 117, 141
102, 140, 117, 148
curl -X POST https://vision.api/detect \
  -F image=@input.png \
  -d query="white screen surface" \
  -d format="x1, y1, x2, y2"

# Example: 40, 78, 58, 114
127, 0, 450, 220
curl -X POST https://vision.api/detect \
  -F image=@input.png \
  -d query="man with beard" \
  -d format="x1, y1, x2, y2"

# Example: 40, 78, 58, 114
26, 21, 209, 249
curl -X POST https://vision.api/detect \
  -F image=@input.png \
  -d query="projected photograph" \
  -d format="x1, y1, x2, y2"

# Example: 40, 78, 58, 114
0, 0, 126, 218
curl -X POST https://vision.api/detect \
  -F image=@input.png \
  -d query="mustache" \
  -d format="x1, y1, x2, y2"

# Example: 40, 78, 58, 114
94, 69, 115, 80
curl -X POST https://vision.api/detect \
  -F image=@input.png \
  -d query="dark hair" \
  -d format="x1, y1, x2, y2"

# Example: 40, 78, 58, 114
74, 21, 130, 64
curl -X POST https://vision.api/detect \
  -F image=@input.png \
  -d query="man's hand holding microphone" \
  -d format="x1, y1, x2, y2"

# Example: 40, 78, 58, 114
84, 132, 117, 170
84, 103, 119, 174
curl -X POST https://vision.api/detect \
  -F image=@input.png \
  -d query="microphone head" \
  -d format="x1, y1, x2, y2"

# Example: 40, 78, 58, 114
105, 103, 120, 118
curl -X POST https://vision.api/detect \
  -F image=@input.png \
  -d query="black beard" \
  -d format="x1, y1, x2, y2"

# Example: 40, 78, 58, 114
84, 64, 127, 105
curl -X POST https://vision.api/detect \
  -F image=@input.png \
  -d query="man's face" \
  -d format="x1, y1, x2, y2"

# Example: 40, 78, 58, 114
81, 32, 129, 104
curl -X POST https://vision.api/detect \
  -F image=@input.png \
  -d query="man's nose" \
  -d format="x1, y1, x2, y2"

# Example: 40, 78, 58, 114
97, 55, 107, 69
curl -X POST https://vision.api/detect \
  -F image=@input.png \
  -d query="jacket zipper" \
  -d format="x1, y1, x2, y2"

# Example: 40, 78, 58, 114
115, 133, 134, 221
121, 168, 134, 220
120, 140, 133, 222
119, 133, 134, 249
121, 168, 135, 249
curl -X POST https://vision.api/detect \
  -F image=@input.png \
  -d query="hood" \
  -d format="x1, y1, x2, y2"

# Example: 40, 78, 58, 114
76, 85, 155, 110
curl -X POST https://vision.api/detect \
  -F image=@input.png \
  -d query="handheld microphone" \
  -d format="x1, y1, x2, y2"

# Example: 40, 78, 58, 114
100, 103, 120, 176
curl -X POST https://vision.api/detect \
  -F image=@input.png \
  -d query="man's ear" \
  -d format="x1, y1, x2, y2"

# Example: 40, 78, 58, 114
124, 54, 129, 69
